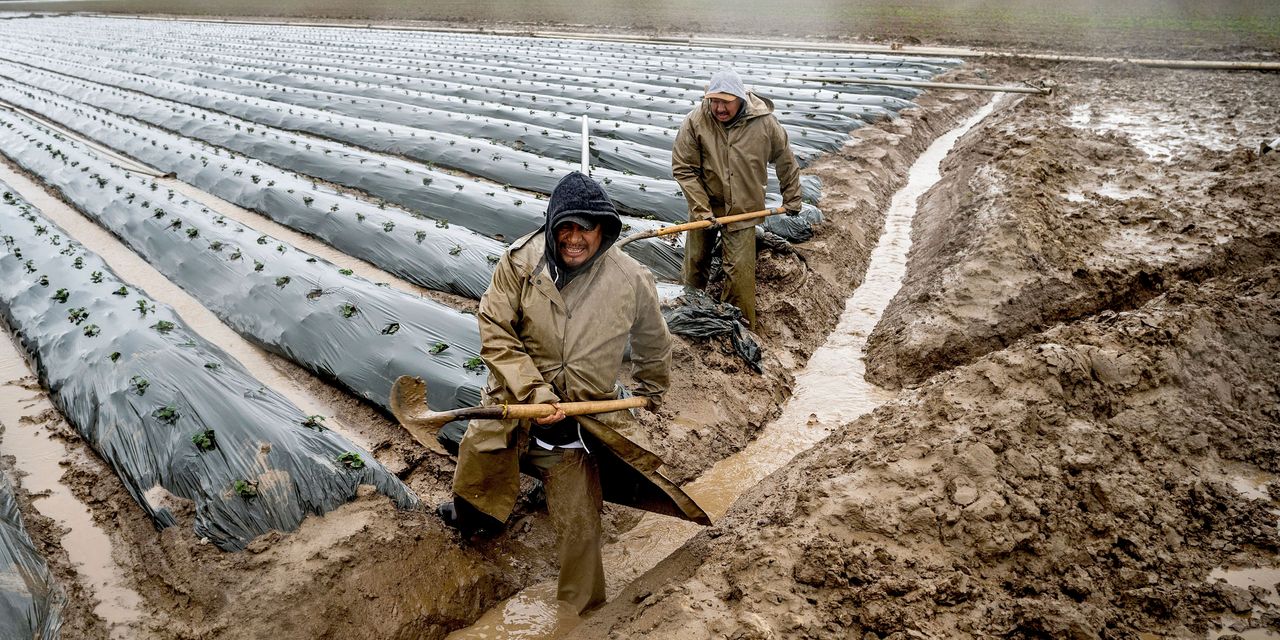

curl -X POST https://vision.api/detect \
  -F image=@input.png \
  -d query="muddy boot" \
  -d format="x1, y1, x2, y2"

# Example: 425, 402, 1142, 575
436, 496, 504, 538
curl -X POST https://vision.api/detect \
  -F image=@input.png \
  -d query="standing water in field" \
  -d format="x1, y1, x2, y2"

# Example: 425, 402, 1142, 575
449, 97, 1000, 639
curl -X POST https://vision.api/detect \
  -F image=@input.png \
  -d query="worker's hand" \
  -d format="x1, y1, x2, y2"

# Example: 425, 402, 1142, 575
706, 218, 724, 231
785, 207, 802, 217
534, 402, 566, 425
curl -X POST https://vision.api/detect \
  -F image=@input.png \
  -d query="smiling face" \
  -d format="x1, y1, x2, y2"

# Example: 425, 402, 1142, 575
708, 96, 742, 123
555, 222, 603, 269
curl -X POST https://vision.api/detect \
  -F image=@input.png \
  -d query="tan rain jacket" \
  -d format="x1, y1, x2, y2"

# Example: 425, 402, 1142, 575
452, 232, 711, 526
672, 93, 803, 232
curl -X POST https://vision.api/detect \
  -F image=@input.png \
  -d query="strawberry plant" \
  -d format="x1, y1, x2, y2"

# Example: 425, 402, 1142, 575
112, 285, 128, 296
191, 429, 216, 452
130, 375, 149, 395
52, 288, 69, 303
464, 356, 485, 373
339, 303, 357, 318
83, 324, 100, 337
336, 451, 365, 469
67, 307, 88, 325
152, 320, 175, 334
153, 405, 179, 425
233, 480, 258, 499
301, 415, 326, 430
430, 342, 449, 355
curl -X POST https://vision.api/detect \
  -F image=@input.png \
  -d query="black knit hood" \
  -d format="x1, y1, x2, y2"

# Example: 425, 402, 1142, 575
542, 171, 623, 289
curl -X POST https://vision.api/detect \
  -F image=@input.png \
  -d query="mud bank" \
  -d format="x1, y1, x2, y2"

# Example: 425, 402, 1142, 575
864, 63, 1280, 389
571, 64, 1280, 639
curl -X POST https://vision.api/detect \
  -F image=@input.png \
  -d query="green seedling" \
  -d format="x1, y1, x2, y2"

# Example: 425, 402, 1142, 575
130, 375, 149, 395
152, 320, 175, 334
52, 288, 69, 303
67, 307, 88, 325
301, 415, 326, 430
486, 255, 500, 265
339, 303, 358, 318
191, 429, 216, 452
307, 289, 324, 301
275, 276, 291, 288
209, 241, 223, 251
135, 299, 154, 316
229, 249, 242, 261
233, 479, 258, 499
414, 231, 426, 244
23, 260, 36, 274
152, 208, 165, 219
356, 213, 366, 222
276, 244, 285, 254
108, 352, 121, 363
83, 324, 100, 337
338, 268, 353, 276
430, 342, 449, 355
434, 219, 449, 229
337, 452, 365, 470
169, 220, 182, 231
90, 271, 103, 283
112, 285, 128, 296
381, 323, 400, 335
253, 261, 264, 272
204, 362, 221, 370
186, 228, 198, 239
449, 245, 463, 256
37, 275, 49, 287
383, 221, 395, 233
464, 356, 485, 373
256, 235, 268, 245
153, 405, 179, 425
303, 196, 314, 207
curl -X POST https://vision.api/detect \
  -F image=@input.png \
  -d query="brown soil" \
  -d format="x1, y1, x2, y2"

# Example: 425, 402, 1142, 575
569, 65, 1280, 639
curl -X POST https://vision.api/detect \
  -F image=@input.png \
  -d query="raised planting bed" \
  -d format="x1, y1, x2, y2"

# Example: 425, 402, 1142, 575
0, 182, 418, 550
0, 112, 485, 417
0, 471, 63, 638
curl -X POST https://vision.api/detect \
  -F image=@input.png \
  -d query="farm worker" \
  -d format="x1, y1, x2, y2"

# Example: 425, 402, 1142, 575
438, 171, 710, 613
672, 67, 804, 331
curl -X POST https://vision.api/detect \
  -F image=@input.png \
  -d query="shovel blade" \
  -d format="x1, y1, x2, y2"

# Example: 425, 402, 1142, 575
389, 375, 448, 455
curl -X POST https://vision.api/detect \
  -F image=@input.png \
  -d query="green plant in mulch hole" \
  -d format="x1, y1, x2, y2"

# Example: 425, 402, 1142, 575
303, 196, 314, 207
434, 219, 449, 229
486, 255, 500, 266
111, 285, 128, 296
73, 257, 84, 270
233, 480, 258, 499
204, 362, 220, 370
229, 249, 242, 261
356, 213, 366, 222
152, 208, 166, 219
90, 270, 103, 283
301, 415, 326, 430
256, 235, 268, 245
23, 260, 35, 274
52, 288, 69, 303
429, 342, 449, 355
414, 231, 426, 244
168, 219, 182, 231
153, 405, 179, 425
209, 241, 223, 251
381, 322, 400, 335
276, 244, 286, 254
67, 307, 88, 325
275, 276, 291, 288
463, 357, 485, 373
82, 324, 100, 337
152, 320, 175, 334
253, 261, 264, 272
135, 299, 154, 316
382, 221, 395, 233
421, 177, 432, 186
449, 245, 463, 256
336, 451, 365, 470
130, 376, 149, 395
108, 352, 121, 363
339, 303, 358, 319
37, 275, 49, 287
191, 429, 216, 452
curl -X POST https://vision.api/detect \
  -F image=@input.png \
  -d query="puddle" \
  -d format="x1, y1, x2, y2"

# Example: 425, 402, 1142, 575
1208, 565, 1280, 640
1068, 102, 1237, 162
0, 162, 372, 452
0, 334, 143, 637
450, 97, 1000, 639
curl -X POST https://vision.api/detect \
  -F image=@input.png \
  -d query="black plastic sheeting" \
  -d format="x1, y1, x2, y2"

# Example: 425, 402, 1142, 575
0, 182, 419, 551
0, 60, 687, 284
0, 471, 64, 639
662, 288, 763, 373
0, 112, 484, 417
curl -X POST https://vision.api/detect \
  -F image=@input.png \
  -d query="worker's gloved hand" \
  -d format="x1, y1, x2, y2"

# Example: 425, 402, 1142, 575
706, 218, 724, 231
639, 395, 672, 420
534, 402, 566, 425
785, 207, 802, 217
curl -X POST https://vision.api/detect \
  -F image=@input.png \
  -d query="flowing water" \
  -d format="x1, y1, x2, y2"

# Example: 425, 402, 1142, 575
449, 97, 1000, 639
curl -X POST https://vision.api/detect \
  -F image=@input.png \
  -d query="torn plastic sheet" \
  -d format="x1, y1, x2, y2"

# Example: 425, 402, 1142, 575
0, 469, 64, 640
0, 182, 418, 550
662, 288, 763, 373
0, 112, 484, 420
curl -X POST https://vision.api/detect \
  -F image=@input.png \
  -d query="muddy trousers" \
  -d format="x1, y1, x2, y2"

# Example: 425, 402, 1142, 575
524, 447, 606, 614
683, 225, 757, 330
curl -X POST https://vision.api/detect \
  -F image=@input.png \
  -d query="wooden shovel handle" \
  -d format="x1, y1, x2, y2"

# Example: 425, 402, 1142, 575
504, 396, 650, 420
617, 207, 786, 246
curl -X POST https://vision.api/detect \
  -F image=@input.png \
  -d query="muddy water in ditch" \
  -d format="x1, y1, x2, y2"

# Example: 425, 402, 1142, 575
450, 98, 1001, 639
0, 335, 144, 638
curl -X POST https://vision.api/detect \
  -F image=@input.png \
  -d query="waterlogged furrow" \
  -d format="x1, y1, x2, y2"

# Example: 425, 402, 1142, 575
0, 111, 485, 415
0, 183, 420, 550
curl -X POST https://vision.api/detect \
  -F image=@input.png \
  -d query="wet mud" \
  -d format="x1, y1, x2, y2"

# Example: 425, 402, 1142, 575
572, 64, 1280, 639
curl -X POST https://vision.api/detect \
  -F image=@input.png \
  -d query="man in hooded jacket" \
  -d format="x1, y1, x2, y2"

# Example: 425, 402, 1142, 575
672, 67, 804, 331
438, 171, 696, 614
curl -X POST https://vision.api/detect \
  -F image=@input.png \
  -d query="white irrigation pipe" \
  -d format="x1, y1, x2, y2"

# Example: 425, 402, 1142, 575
803, 76, 1052, 95
581, 114, 590, 175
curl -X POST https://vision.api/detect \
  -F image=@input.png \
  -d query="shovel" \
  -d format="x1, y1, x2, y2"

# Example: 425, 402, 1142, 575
389, 375, 650, 453
616, 206, 788, 247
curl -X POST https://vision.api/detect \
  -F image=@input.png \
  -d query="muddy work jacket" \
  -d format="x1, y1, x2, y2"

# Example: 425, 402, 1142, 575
672, 92, 803, 232
453, 232, 711, 526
